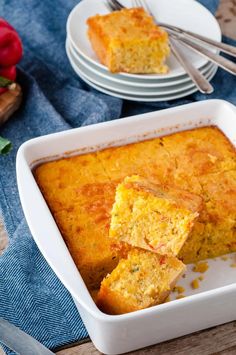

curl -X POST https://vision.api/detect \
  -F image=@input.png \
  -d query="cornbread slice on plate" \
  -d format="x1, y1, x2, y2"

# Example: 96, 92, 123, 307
110, 175, 202, 255
97, 248, 185, 314
87, 8, 170, 74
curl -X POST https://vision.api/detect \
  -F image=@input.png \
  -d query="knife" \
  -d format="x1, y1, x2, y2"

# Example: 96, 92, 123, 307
0, 318, 54, 355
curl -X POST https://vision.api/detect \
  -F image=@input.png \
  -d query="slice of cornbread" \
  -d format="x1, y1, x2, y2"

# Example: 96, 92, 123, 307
161, 126, 236, 177
35, 153, 118, 290
87, 8, 170, 74
110, 175, 202, 255
179, 169, 236, 263
54, 202, 118, 290
97, 248, 185, 314
96, 137, 174, 185
34, 153, 110, 213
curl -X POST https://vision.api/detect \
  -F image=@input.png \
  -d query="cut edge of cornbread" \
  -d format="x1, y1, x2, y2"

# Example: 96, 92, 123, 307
87, 8, 170, 74
109, 175, 203, 256
97, 248, 186, 314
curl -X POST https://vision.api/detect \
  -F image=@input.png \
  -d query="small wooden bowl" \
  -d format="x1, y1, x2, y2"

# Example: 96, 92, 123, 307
0, 84, 22, 126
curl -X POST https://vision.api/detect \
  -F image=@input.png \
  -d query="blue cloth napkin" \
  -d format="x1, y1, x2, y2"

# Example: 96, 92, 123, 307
0, 0, 235, 353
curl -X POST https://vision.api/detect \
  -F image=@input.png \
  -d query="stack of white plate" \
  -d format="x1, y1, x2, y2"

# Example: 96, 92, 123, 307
66, 0, 221, 102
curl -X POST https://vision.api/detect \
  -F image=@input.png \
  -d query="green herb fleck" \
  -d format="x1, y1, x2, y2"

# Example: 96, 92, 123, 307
131, 265, 140, 273
0, 136, 12, 154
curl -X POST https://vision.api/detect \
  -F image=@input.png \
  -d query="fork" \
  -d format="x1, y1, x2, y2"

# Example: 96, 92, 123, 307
106, 0, 214, 94
134, 0, 236, 58
109, 0, 236, 76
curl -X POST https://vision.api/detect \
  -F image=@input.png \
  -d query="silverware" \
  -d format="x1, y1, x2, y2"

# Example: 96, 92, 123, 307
106, 0, 213, 94
153, 22, 236, 58
0, 318, 54, 355
133, 0, 236, 58
168, 38, 214, 93
109, 0, 236, 76
172, 36, 236, 75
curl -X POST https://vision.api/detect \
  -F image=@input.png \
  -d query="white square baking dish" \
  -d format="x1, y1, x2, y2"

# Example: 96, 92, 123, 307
16, 99, 236, 355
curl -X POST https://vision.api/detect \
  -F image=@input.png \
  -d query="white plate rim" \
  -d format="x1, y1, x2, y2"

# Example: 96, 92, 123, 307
75, 65, 218, 102
74, 67, 217, 101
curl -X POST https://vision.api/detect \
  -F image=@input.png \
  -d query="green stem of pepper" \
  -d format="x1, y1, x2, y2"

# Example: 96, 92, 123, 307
0, 136, 12, 154
0, 75, 13, 88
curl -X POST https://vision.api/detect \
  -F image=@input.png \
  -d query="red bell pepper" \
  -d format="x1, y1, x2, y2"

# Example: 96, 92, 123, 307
0, 20, 23, 67
0, 18, 16, 32
0, 66, 16, 81
0, 19, 22, 95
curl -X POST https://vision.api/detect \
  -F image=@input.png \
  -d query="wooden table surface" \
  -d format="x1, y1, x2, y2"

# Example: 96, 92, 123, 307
1, 0, 236, 354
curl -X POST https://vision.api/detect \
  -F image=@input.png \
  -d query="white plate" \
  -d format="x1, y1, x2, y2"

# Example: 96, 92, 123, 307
67, 38, 216, 97
77, 68, 217, 101
17, 100, 236, 354
67, 0, 221, 79
68, 37, 214, 88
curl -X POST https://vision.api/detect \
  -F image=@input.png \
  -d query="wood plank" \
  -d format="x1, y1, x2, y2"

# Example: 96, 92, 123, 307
216, 0, 236, 39
0, 84, 22, 127
0, 219, 8, 255
56, 322, 236, 355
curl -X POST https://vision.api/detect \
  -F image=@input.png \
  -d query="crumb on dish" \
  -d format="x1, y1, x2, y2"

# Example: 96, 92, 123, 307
221, 256, 229, 261
164, 296, 171, 303
191, 278, 200, 289
176, 294, 186, 299
192, 261, 209, 273
173, 285, 185, 294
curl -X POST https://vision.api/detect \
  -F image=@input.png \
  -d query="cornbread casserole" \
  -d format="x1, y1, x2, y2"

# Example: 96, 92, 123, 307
97, 248, 185, 314
110, 175, 202, 255
87, 8, 170, 74
35, 126, 236, 293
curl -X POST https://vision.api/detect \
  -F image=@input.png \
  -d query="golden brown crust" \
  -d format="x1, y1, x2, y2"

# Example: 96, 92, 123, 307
87, 18, 110, 68
123, 177, 203, 213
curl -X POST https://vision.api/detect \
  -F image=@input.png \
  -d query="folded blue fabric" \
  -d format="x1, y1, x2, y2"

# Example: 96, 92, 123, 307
0, 0, 235, 353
